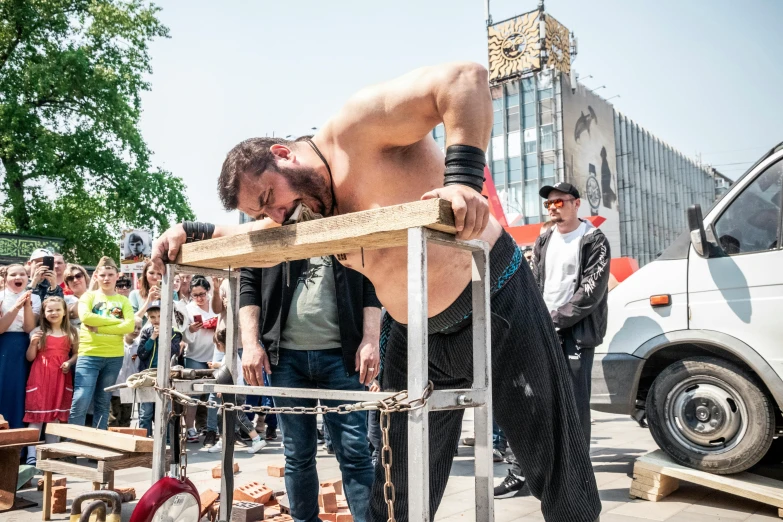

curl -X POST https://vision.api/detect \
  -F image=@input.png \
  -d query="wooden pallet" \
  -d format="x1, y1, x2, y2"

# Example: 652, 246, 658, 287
632, 450, 783, 517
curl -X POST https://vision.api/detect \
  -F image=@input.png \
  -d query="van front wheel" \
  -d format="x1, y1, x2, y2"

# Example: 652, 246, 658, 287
646, 356, 774, 474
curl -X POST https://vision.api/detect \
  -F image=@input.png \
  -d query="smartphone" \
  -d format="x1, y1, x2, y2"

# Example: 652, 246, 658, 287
193, 314, 203, 324
42, 256, 55, 270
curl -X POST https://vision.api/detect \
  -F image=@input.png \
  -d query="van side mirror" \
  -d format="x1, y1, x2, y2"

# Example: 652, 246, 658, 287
687, 204, 709, 258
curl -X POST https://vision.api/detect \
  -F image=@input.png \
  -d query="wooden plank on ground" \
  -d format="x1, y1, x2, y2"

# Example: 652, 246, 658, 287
36, 459, 108, 483
45, 424, 152, 453
37, 442, 126, 461
635, 450, 783, 508
176, 199, 456, 269
0, 428, 39, 446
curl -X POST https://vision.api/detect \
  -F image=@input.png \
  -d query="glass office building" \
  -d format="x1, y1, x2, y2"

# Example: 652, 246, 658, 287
434, 6, 726, 266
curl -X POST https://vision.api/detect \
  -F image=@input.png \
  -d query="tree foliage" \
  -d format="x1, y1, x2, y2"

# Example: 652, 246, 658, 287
0, 0, 193, 264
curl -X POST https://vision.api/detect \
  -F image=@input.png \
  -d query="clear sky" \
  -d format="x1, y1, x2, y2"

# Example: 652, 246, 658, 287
138, 0, 783, 225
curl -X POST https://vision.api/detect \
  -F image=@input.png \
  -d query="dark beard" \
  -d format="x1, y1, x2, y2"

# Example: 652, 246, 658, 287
280, 164, 333, 216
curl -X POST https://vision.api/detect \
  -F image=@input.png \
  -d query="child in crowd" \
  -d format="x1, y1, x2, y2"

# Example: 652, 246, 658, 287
0, 264, 40, 430
136, 301, 182, 436
206, 328, 267, 454
70, 256, 134, 430
24, 296, 79, 465
109, 317, 142, 428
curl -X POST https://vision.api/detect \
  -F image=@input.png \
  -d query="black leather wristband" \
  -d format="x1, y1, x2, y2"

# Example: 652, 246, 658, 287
183, 221, 216, 243
444, 144, 486, 193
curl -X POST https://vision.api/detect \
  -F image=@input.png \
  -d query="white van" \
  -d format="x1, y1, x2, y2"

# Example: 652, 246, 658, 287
591, 142, 783, 474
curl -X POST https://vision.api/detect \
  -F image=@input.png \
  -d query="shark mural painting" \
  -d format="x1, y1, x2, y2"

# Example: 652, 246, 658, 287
561, 74, 621, 254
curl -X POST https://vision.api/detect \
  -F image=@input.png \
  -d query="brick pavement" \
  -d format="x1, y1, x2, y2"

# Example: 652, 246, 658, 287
4, 411, 781, 521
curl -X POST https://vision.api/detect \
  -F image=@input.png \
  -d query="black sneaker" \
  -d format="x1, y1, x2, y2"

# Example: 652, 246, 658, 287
203, 430, 217, 448
494, 470, 526, 499
265, 426, 278, 441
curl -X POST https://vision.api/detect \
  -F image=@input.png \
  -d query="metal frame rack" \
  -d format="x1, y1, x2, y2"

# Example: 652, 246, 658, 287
146, 220, 494, 521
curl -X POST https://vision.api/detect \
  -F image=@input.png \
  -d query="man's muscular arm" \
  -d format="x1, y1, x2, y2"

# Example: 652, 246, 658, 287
336, 62, 493, 240
337, 62, 492, 149
151, 217, 279, 272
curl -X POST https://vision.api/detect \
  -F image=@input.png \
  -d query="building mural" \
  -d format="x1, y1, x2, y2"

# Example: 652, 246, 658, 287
487, 11, 541, 84
544, 14, 571, 75
561, 73, 621, 253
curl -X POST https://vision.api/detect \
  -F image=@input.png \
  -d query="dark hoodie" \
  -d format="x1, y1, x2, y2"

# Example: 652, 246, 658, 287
532, 219, 611, 348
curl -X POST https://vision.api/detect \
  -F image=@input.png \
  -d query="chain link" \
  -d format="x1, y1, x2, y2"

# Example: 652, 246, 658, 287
154, 381, 433, 522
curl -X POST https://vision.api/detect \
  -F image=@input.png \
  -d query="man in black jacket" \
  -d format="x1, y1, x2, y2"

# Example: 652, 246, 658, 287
496, 182, 610, 500
532, 182, 611, 442
239, 257, 381, 522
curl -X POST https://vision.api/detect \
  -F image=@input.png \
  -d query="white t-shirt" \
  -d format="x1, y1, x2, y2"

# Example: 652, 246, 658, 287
0, 290, 41, 332
543, 222, 588, 314
185, 301, 217, 363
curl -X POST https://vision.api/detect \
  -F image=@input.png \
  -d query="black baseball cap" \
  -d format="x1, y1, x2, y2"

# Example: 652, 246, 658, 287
147, 300, 162, 312
539, 182, 580, 200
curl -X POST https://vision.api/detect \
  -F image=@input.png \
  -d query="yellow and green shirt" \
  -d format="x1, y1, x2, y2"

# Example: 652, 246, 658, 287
78, 291, 135, 357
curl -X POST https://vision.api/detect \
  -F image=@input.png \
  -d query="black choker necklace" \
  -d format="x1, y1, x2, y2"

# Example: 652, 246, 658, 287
303, 137, 338, 216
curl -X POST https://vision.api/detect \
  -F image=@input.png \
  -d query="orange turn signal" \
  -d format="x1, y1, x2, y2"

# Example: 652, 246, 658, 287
650, 294, 671, 307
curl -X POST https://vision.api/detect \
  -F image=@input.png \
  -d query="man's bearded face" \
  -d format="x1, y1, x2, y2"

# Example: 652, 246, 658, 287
238, 164, 333, 224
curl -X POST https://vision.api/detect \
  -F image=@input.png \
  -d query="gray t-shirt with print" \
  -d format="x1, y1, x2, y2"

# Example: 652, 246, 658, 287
280, 256, 341, 350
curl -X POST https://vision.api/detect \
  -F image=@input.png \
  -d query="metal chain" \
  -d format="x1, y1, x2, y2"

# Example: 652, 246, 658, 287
155, 381, 433, 522
178, 412, 188, 481
379, 408, 395, 522
154, 386, 432, 417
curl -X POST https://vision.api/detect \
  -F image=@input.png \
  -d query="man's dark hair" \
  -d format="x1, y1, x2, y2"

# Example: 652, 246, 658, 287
218, 136, 312, 210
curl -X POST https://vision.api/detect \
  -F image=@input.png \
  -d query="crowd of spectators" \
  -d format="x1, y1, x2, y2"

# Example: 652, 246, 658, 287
0, 250, 282, 468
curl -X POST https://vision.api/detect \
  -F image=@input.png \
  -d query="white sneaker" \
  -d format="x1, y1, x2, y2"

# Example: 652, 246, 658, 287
207, 438, 223, 453
248, 438, 268, 454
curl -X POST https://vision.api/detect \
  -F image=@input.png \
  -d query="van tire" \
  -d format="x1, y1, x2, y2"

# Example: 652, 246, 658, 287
646, 356, 774, 474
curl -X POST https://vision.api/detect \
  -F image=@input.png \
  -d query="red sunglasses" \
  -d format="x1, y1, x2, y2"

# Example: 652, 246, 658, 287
543, 197, 575, 210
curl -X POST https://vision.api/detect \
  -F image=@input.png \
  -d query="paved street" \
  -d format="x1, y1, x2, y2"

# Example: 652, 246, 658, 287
4, 410, 781, 521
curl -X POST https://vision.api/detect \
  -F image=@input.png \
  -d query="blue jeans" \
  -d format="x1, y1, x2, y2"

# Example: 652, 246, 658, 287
69, 356, 123, 430
269, 348, 373, 522
140, 402, 155, 437
185, 358, 218, 433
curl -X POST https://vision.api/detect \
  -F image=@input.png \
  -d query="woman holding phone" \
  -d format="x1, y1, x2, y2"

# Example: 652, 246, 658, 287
184, 275, 218, 446
27, 249, 63, 302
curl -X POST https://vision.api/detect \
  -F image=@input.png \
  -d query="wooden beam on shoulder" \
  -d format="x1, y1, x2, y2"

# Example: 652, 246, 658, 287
176, 199, 456, 269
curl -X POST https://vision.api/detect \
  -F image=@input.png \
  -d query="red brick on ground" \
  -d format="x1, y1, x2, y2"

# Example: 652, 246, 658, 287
37, 477, 66, 491
267, 463, 285, 477
336, 510, 353, 522
234, 482, 273, 504
51, 485, 67, 514
199, 488, 220, 518
321, 478, 343, 495
319, 512, 337, 522
110, 487, 136, 502
320, 485, 337, 513
263, 507, 280, 518
213, 462, 241, 478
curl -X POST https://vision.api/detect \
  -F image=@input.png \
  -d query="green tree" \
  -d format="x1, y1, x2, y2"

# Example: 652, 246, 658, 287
0, 0, 193, 264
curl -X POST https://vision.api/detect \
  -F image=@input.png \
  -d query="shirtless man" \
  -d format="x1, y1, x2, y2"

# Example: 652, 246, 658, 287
152, 62, 600, 522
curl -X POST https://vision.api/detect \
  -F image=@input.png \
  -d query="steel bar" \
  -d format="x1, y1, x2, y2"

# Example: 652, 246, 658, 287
152, 264, 175, 482
426, 389, 488, 411
472, 243, 494, 522
408, 227, 430, 522
424, 229, 487, 252
169, 265, 236, 278
195, 384, 394, 402
220, 273, 240, 521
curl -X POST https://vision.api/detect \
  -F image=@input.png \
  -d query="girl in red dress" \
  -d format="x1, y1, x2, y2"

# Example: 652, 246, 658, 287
24, 297, 79, 465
